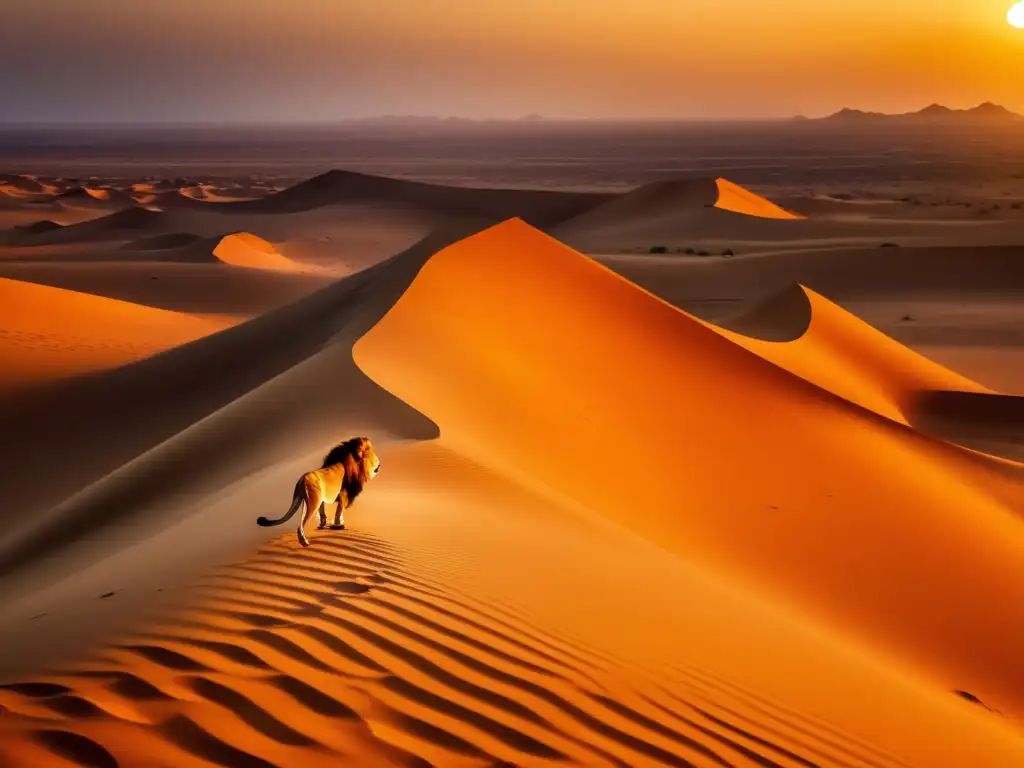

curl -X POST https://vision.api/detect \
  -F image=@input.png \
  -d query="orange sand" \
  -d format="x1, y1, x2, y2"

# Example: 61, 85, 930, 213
0, 277, 229, 390
714, 177, 805, 219
709, 284, 991, 424
354, 219, 1024, 717
212, 232, 300, 271
1, 437, 1022, 766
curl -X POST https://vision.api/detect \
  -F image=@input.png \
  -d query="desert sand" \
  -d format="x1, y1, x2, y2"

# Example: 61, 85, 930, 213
0, 156, 1022, 767
0, 278, 229, 391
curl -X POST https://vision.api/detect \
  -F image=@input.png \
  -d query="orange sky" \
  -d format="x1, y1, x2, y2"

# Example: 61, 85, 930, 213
2, 0, 1022, 121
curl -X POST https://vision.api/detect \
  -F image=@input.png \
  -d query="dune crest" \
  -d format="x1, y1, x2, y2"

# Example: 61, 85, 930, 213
212, 232, 299, 271
354, 218, 1024, 716
713, 177, 805, 219
710, 283, 990, 424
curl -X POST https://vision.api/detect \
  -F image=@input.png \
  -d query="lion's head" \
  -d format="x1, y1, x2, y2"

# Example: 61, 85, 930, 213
322, 436, 381, 485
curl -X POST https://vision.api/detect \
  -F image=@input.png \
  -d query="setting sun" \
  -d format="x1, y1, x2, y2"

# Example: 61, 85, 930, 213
1010, 1, 1024, 27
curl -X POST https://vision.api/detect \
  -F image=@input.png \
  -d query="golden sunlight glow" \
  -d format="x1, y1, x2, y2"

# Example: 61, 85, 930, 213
1010, 2, 1024, 27
3, 0, 1024, 119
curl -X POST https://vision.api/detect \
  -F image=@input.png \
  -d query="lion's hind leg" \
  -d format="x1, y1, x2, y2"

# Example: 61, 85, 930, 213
298, 483, 324, 547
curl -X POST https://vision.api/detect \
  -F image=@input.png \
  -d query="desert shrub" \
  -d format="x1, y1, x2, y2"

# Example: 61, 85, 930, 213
721, 248, 734, 257
1011, 202, 1022, 210
901, 315, 913, 322
697, 250, 710, 256
684, 247, 696, 254
880, 242, 900, 248
649, 245, 668, 254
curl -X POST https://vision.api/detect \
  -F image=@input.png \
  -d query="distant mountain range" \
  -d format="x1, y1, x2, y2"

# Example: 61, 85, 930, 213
812, 102, 1021, 123
343, 114, 546, 125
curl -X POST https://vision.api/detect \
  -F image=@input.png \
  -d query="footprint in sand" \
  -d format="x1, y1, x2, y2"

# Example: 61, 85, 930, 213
335, 581, 373, 595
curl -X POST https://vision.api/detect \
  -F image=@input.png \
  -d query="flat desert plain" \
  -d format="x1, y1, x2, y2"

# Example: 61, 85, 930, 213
0, 123, 1022, 767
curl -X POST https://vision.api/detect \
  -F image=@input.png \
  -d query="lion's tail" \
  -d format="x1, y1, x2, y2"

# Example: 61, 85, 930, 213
257, 479, 305, 527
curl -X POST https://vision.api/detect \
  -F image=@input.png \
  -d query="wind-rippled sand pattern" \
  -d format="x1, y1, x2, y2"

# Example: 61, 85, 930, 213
0, 529, 915, 767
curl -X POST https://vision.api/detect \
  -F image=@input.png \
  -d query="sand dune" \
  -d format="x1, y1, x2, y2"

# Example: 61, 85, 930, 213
712, 283, 989, 424
712, 284, 1023, 458
174, 184, 271, 203
1, 219, 63, 243
0, 174, 46, 195
16, 206, 164, 245
2, 170, 837, 275
0, 176, 67, 206
713, 178, 804, 219
7, 169, 605, 274
56, 185, 136, 210
0, 231, 462, 560
0, 277, 228, 391
178, 184, 209, 200
3, 231, 294, 268
212, 232, 300, 271
601, 243, 1024, 324
0, 190, 60, 210
216, 169, 609, 224
82, 188, 118, 203
0, 261, 332, 315
132, 181, 176, 194
552, 177, 809, 253
2, 231, 301, 274
354, 219, 1024, 718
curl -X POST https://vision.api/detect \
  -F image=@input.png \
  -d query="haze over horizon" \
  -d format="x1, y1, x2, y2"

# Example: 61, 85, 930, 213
1, 0, 1022, 123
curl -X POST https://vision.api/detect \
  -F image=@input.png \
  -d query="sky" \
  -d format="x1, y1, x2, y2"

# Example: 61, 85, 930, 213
1, 0, 1022, 122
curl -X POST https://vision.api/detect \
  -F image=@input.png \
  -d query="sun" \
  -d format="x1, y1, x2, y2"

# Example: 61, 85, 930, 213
1009, 1, 1024, 28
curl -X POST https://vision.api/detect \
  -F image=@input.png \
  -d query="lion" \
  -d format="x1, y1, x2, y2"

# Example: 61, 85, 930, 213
256, 437, 381, 547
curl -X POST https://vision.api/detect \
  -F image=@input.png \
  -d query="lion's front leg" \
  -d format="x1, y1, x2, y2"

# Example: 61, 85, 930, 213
316, 502, 328, 530
331, 496, 346, 530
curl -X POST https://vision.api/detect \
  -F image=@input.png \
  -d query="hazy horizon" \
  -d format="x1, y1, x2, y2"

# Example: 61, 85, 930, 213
0, 101, 1020, 128
2, 0, 1022, 123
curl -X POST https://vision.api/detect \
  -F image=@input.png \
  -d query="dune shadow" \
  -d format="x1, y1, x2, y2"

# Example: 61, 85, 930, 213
910, 390, 1024, 462
34, 729, 120, 768
714, 283, 813, 342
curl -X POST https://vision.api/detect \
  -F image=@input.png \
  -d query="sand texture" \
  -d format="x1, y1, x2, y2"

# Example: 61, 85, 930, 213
0, 166, 1022, 767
